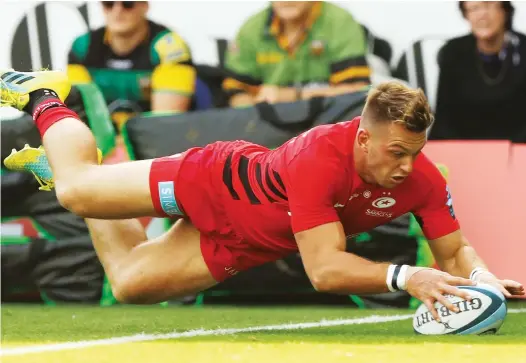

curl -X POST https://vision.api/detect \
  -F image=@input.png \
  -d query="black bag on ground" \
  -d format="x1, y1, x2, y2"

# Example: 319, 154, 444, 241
1, 172, 105, 303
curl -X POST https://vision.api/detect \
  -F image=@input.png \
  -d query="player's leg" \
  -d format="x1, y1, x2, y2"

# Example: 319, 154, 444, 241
2, 69, 165, 219
43, 117, 158, 218
85, 217, 218, 303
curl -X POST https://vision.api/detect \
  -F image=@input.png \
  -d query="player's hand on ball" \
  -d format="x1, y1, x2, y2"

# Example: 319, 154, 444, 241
405, 267, 475, 322
473, 272, 525, 298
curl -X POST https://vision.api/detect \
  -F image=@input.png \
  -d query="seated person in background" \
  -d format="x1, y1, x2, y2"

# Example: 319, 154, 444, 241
222, 1, 371, 107
67, 1, 196, 128
430, 1, 526, 142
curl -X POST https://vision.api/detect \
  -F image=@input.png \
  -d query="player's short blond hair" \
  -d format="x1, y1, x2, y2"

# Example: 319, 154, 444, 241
362, 81, 434, 133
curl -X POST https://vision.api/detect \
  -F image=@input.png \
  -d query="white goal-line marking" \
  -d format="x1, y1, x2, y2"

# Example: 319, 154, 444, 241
2, 309, 525, 357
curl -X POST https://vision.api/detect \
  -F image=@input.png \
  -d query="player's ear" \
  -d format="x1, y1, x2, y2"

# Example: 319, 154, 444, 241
356, 129, 370, 153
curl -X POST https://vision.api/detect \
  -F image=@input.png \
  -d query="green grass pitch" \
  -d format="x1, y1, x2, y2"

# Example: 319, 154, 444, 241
2, 301, 525, 363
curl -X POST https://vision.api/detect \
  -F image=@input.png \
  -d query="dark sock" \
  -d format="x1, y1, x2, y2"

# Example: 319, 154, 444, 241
23, 89, 81, 138
23, 89, 63, 116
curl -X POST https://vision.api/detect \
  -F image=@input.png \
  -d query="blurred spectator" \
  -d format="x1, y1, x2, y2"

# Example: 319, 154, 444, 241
222, 1, 371, 107
67, 1, 196, 128
430, 1, 526, 142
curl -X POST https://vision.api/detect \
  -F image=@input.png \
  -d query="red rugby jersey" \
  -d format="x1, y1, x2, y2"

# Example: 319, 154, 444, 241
220, 117, 460, 252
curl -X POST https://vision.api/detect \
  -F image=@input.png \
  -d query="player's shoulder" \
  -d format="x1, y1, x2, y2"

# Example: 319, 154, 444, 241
412, 152, 449, 188
398, 154, 450, 210
150, 21, 192, 64
282, 119, 359, 164
298, 119, 357, 145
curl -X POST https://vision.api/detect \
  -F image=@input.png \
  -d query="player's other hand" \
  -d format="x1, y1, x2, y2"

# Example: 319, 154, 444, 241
475, 272, 525, 299
405, 267, 475, 322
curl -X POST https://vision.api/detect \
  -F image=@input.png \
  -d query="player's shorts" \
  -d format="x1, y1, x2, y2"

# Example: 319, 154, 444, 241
149, 142, 289, 282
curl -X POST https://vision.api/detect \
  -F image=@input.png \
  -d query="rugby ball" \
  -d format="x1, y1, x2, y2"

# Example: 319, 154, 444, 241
413, 283, 507, 335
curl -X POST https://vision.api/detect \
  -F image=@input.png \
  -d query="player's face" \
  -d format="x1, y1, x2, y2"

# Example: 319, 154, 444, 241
365, 122, 427, 189
102, 1, 149, 36
463, 1, 506, 41
271, 1, 313, 22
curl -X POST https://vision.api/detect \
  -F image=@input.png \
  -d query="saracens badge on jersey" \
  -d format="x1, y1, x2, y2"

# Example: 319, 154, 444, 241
371, 197, 396, 209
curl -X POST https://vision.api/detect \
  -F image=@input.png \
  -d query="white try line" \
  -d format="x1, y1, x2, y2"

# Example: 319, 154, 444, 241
1, 313, 411, 356
2, 309, 525, 357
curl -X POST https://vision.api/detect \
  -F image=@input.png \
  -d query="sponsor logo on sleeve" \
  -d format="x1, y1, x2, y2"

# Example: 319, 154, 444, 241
446, 185, 456, 219
158, 181, 183, 216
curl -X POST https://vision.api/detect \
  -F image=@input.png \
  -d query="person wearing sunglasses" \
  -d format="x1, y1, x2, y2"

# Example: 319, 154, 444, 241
67, 1, 196, 129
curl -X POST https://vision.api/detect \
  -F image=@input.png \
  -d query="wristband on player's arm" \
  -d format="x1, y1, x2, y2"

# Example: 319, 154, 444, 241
386, 264, 410, 292
470, 267, 495, 282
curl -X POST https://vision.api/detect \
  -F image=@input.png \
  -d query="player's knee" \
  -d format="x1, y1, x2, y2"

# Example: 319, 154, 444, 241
111, 278, 144, 304
55, 180, 90, 217
110, 276, 159, 305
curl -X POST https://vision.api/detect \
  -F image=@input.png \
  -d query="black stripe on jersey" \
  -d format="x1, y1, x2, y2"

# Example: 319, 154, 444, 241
223, 152, 240, 200
16, 75, 35, 84
272, 170, 286, 194
238, 156, 261, 205
255, 163, 277, 203
265, 166, 287, 201
414, 214, 424, 229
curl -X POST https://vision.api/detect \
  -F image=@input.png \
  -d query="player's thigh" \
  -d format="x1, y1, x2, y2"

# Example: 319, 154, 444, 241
74, 152, 189, 219
120, 218, 218, 300
54, 157, 157, 219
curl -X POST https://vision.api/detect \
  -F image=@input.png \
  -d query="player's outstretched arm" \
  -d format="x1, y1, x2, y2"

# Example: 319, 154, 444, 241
296, 222, 478, 321
296, 221, 391, 294
428, 230, 525, 299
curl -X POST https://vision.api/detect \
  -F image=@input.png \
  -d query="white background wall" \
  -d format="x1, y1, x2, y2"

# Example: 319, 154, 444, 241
1, 0, 525, 71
